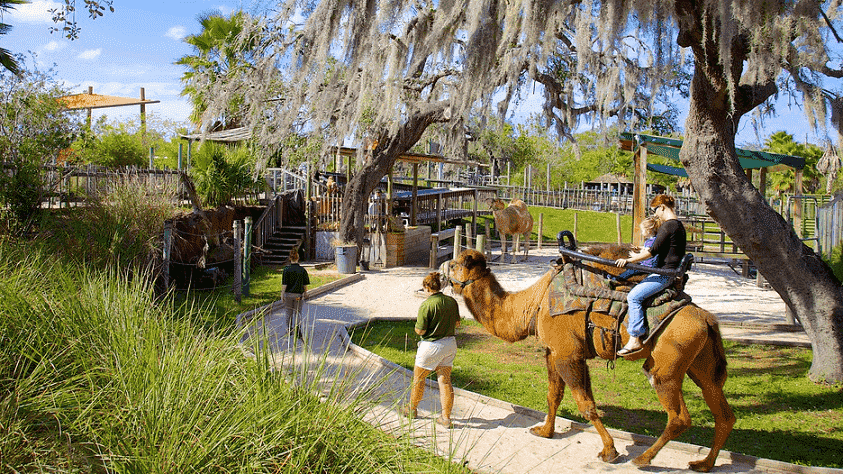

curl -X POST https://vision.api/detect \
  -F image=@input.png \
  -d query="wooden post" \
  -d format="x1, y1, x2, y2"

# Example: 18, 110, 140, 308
233, 220, 242, 304
537, 213, 544, 249
616, 212, 622, 244
632, 143, 648, 246
409, 162, 418, 226
453, 226, 462, 260
149, 147, 154, 169
476, 234, 486, 252
139, 87, 147, 139
485, 223, 491, 258
187, 140, 192, 169
574, 212, 579, 242
305, 161, 312, 260
465, 223, 472, 252
472, 188, 478, 238
436, 193, 442, 233
177, 142, 183, 170
546, 162, 551, 191
759, 167, 768, 201
243, 216, 252, 297
162, 220, 172, 291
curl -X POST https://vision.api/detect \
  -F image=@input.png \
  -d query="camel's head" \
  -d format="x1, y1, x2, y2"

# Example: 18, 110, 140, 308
446, 249, 489, 295
486, 198, 506, 211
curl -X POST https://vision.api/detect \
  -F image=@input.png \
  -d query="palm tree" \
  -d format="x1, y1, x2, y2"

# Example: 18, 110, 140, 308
0, 0, 27, 75
176, 10, 259, 130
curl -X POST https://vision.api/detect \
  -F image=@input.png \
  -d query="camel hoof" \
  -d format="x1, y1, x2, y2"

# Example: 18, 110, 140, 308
688, 459, 714, 472
598, 447, 620, 463
631, 455, 652, 468
529, 426, 553, 438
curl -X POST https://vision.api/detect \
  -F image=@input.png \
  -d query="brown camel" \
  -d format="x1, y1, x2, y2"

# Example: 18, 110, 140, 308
444, 247, 735, 472
488, 198, 533, 263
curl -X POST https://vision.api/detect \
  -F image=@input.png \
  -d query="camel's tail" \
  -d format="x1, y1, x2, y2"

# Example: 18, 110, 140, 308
707, 318, 729, 387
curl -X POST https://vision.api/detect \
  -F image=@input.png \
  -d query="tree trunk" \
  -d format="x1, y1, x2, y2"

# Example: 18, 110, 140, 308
681, 59, 843, 383
338, 105, 449, 252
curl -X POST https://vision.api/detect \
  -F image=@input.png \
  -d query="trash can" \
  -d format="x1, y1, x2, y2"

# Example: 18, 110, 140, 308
335, 245, 358, 274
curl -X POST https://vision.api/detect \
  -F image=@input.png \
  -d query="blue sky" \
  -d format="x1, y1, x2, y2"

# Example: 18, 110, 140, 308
3, 0, 826, 148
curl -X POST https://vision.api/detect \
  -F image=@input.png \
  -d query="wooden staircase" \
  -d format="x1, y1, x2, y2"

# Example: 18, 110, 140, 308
258, 225, 306, 266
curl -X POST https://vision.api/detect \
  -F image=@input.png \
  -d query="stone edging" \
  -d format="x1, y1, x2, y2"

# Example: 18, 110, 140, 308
340, 318, 840, 474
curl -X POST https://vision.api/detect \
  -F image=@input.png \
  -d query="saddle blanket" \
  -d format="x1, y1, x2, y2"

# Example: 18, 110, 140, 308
549, 261, 692, 332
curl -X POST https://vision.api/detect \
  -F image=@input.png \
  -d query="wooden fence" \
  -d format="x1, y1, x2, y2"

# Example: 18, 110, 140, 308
817, 193, 843, 259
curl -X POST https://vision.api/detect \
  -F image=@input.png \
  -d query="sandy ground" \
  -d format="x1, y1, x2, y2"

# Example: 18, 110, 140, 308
241, 247, 822, 474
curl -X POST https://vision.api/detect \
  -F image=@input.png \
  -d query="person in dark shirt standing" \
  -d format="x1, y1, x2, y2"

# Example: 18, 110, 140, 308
281, 248, 310, 340
403, 272, 461, 428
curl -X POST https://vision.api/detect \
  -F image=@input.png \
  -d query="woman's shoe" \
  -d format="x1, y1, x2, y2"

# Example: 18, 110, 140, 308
617, 336, 643, 356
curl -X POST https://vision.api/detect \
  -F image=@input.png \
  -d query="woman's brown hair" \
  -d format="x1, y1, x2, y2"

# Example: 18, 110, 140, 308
649, 194, 676, 210
423, 272, 442, 292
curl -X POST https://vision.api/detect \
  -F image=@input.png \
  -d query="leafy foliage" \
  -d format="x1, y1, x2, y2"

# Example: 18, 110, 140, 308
0, 59, 83, 232
0, 0, 27, 74
765, 131, 825, 196
177, 11, 260, 129
190, 142, 258, 207
42, 174, 180, 271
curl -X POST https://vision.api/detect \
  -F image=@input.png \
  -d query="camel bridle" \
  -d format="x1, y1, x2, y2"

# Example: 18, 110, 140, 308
447, 262, 477, 292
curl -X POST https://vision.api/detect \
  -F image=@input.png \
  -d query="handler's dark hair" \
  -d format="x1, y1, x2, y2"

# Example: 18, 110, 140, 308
649, 194, 676, 210
423, 272, 442, 292
290, 248, 300, 263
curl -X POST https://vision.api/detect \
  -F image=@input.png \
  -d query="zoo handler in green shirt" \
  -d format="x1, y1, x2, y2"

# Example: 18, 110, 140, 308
402, 272, 461, 428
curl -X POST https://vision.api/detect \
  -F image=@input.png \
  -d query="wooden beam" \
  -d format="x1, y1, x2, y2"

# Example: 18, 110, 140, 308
632, 144, 648, 246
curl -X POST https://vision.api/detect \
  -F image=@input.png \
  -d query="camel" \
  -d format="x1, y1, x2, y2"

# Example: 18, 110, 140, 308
488, 198, 533, 263
443, 247, 735, 472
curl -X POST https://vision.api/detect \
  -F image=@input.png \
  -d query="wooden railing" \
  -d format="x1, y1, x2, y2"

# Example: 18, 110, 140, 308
253, 194, 284, 251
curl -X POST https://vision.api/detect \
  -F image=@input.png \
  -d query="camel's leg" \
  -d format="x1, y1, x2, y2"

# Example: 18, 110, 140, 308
633, 334, 705, 468
557, 357, 619, 463
512, 234, 520, 263
530, 348, 565, 439
685, 350, 735, 472
523, 231, 530, 260
634, 373, 692, 467
500, 233, 507, 261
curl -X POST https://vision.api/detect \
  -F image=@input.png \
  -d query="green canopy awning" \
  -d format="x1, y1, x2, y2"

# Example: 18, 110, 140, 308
647, 163, 687, 177
620, 132, 805, 170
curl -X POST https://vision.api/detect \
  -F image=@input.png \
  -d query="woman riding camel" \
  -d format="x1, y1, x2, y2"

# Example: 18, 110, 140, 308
615, 194, 686, 355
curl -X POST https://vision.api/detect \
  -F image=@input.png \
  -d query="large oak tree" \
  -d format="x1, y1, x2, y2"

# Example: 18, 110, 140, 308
212, 0, 843, 382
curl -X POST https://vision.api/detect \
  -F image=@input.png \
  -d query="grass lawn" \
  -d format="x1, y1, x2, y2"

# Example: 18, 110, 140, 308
473, 206, 634, 246
350, 319, 843, 469
172, 264, 345, 331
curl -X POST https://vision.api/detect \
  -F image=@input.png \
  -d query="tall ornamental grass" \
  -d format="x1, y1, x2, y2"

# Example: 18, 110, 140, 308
0, 240, 464, 472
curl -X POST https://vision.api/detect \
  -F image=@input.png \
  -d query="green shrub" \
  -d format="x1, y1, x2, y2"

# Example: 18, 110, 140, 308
825, 243, 843, 283
43, 173, 180, 270
191, 142, 257, 207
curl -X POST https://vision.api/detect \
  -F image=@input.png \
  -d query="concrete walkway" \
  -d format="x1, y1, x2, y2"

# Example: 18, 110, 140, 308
239, 249, 833, 474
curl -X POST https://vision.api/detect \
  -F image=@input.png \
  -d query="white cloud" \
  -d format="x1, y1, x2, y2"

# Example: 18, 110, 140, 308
77, 49, 102, 60
165, 26, 187, 40
43, 40, 66, 52
7, 0, 62, 24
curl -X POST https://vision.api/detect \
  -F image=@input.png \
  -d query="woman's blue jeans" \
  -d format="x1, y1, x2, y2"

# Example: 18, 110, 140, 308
626, 273, 672, 338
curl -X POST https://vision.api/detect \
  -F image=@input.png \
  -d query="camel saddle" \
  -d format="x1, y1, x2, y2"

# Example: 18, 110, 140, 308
548, 260, 692, 357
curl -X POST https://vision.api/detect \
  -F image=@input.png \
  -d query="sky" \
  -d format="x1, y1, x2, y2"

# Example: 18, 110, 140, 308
3, 0, 829, 148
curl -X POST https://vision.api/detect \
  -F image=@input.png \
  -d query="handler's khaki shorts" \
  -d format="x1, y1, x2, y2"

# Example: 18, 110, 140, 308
414, 336, 457, 370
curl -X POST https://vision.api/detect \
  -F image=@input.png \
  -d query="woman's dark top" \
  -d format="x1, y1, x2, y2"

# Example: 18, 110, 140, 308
649, 219, 686, 270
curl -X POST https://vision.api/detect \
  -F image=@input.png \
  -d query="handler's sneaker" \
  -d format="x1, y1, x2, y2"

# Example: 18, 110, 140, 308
617, 336, 643, 356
